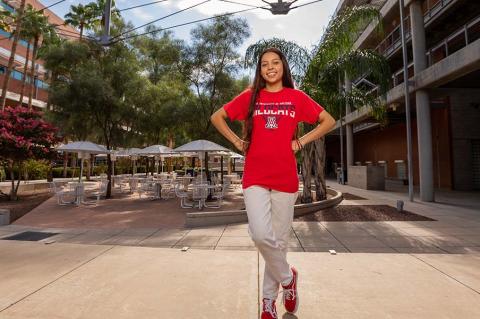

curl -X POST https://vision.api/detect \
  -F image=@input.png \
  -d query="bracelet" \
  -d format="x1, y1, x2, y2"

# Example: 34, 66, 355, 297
296, 138, 303, 150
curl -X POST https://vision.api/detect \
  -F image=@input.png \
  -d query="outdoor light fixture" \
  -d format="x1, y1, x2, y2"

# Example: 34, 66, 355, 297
262, 0, 298, 15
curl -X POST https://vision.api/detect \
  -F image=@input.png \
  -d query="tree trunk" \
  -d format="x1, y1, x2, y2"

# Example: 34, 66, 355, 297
8, 161, 21, 201
300, 143, 314, 203
86, 154, 91, 180
106, 153, 112, 198
46, 71, 56, 110
63, 153, 68, 178
18, 41, 31, 107
312, 137, 327, 201
145, 157, 149, 177
1, 0, 26, 110
79, 24, 84, 40
27, 37, 39, 110
47, 161, 53, 182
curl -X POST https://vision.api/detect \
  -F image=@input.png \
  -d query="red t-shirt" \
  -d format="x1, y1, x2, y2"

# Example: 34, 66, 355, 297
223, 87, 324, 193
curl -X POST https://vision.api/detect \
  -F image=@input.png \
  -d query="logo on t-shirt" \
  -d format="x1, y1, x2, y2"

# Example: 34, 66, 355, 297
253, 102, 296, 130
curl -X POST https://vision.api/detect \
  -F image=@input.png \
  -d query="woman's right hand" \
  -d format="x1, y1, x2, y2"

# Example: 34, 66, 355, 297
233, 139, 247, 152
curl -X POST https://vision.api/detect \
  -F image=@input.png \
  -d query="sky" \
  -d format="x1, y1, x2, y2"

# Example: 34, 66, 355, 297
45, 0, 339, 54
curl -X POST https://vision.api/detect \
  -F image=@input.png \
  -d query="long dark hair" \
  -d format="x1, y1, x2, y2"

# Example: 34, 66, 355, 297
244, 47, 295, 152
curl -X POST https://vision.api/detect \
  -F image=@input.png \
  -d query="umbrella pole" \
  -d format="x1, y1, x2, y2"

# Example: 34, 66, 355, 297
79, 159, 83, 183
221, 156, 224, 185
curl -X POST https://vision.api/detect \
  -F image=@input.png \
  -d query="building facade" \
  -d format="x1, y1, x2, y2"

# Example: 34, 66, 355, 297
0, 0, 78, 109
327, 0, 480, 199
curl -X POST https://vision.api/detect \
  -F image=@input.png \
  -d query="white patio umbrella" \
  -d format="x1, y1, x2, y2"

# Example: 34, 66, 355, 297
57, 141, 109, 182
174, 140, 230, 184
138, 145, 175, 173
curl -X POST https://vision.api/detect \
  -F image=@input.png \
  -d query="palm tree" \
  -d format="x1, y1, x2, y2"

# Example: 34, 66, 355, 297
36, 28, 62, 111
244, 37, 311, 86
17, 5, 37, 107
300, 5, 390, 202
244, 5, 391, 203
89, 0, 119, 33
0, 0, 26, 110
64, 3, 96, 40
26, 11, 52, 109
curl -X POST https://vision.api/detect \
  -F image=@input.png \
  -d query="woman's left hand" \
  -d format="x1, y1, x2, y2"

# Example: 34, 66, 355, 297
291, 139, 302, 153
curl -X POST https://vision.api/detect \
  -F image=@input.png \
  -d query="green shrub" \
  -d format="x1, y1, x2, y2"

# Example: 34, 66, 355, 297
93, 164, 107, 175
24, 160, 49, 180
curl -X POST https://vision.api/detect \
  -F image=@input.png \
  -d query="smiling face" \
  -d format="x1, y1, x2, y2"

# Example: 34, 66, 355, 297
260, 51, 284, 88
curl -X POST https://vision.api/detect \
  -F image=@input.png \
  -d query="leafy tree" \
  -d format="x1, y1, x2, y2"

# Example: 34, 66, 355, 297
0, 106, 61, 200
133, 26, 184, 85
182, 15, 250, 139
1, 0, 26, 110
46, 24, 145, 197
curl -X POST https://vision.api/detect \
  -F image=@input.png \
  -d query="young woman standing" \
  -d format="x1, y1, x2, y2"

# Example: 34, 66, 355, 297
211, 48, 335, 319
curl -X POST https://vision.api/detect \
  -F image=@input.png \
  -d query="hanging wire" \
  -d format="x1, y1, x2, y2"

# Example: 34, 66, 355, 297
117, 0, 169, 12
219, 0, 266, 9
108, 5, 264, 45
290, 0, 324, 10
109, 0, 210, 41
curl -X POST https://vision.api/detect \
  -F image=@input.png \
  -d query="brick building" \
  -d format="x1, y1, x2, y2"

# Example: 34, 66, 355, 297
0, 0, 78, 108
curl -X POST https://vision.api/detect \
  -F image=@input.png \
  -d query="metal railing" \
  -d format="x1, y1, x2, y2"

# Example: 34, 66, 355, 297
376, 0, 456, 58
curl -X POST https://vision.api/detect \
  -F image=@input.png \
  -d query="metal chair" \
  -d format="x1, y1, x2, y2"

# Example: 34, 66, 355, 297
175, 182, 193, 208
83, 180, 109, 204
49, 181, 75, 205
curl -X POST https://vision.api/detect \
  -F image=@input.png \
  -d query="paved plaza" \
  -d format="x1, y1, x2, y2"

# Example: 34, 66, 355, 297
1, 181, 479, 318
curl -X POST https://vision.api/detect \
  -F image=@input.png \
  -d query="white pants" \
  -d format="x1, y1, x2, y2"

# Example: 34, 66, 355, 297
243, 185, 297, 300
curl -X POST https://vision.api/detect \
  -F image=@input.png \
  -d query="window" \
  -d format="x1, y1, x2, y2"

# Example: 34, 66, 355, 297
0, 29, 32, 48
0, 1, 14, 13
11, 70, 23, 81
0, 65, 6, 74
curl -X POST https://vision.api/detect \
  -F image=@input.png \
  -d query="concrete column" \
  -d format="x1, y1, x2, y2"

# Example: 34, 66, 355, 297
345, 73, 354, 167
410, 0, 434, 201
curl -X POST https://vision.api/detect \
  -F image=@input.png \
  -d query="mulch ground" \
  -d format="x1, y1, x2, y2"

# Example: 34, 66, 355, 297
295, 205, 436, 222
0, 193, 53, 223
342, 193, 367, 200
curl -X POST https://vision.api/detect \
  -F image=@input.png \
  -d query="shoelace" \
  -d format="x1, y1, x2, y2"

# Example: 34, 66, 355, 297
281, 288, 296, 303
263, 299, 276, 317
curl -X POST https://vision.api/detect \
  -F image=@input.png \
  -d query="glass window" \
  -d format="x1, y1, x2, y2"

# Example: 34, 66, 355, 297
0, 1, 14, 13
0, 29, 31, 48
11, 70, 23, 80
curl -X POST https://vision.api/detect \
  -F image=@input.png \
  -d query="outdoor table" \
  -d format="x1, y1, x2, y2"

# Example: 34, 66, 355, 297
191, 184, 219, 210
150, 180, 164, 200
66, 181, 96, 205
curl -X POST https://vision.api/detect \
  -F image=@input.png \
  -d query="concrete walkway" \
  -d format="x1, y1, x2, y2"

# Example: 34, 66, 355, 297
0, 240, 479, 318
1, 181, 479, 318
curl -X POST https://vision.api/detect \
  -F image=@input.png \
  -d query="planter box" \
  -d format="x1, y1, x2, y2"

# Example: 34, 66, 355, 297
0, 209, 10, 225
348, 165, 385, 190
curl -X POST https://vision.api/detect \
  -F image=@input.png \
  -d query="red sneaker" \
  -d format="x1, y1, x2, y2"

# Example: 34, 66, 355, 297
261, 298, 277, 319
281, 267, 299, 313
